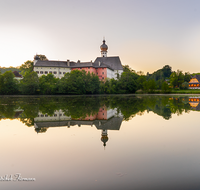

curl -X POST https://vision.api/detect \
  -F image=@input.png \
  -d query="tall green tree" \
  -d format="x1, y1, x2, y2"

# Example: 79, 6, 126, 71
19, 72, 39, 94
0, 71, 18, 94
170, 72, 178, 88
19, 60, 33, 76
39, 73, 59, 94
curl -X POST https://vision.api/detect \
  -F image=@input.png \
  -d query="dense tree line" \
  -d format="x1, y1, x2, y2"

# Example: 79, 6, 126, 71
0, 56, 194, 95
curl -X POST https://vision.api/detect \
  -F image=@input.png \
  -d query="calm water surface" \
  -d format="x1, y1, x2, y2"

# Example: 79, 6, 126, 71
0, 95, 200, 190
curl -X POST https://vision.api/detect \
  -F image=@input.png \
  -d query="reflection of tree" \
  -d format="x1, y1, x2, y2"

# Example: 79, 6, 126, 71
0, 95, 195, 127
35, 127, 47, 133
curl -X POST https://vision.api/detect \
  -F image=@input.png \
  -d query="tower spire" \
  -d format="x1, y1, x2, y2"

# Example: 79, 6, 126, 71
100, 38, 108, 57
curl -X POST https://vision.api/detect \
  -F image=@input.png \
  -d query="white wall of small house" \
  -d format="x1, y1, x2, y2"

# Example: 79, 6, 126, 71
34, 110, 71, 122
107, 68, 115, 79
189, 87, 200, 89
34, 67, 71, 78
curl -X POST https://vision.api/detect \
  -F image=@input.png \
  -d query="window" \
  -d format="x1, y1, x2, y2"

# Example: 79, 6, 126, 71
53, 71, 57, 74
102, 68, 104, 70
63, 72, 66, 74
41, 114, 44, 117
102, 77, 104, 79
36, 71, 39, 74
54, 114, 57, 117
59, 114, 62, 116
88, 67, 90, 69
59, 72, 61, 74
80, 68, 82, 69
102, 72, 104, 74
45, 71, 48, 74
97, 72, 98, 74
45, 114, 48, 117
40, 71, 43, 74
49, 71, 52, 74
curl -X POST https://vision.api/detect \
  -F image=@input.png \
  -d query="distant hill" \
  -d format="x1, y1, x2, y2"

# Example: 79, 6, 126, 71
0, 67, 20, 74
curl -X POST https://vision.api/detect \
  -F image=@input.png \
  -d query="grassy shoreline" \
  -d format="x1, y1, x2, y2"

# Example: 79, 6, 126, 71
136, 89, 200, 94
1, 90, 200, 97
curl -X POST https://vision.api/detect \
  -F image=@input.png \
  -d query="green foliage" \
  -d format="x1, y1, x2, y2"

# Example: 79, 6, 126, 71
143, 79, 156, 93
37, 54, 48, 60
0, 71, 19, 95
58, 70, 100, 95
0, 67, 20, 74
136, 75, 146, 90
170, 70, 184, 89
180, 82, 189, 90
19, 72, 39, 94
19, 60, 34, 76
148, 65, 172, 81
184, 72, 191, 82
39, 74, 59, 95
161, 81, 171, 93
122, 65, 135, 73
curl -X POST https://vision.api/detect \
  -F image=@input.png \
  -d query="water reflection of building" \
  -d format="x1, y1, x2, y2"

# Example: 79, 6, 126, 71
34, 107, 123, 147
189, 97, 200, 110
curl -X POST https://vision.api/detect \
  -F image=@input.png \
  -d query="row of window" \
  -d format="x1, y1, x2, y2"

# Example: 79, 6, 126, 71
36, 67, 67, 70
38, 113, 65, 117
189, 99, 200, 102
78, 67, 104, 70
189, 84, 200, 87
36, 71, 66, 75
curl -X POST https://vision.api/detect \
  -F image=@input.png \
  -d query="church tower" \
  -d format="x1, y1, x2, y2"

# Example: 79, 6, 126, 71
100, 39, 108, 57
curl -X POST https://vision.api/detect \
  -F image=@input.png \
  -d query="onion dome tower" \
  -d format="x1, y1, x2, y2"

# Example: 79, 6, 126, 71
101, 129, 109, 148
100, 39, 108, 57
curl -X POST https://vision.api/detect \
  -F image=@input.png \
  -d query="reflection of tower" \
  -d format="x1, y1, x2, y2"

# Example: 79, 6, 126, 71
101, 129, 108, 148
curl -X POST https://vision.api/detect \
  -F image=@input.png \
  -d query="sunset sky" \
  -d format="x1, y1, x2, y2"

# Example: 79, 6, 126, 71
1, 0, 200, 74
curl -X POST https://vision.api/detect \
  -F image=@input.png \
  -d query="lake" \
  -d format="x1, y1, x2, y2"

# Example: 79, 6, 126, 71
0, 95, 200, 190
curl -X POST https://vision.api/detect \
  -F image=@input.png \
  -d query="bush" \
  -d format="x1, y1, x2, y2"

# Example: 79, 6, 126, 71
180, 82, 189, 90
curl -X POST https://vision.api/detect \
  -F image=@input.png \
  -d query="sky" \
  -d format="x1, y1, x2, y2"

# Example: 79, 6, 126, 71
1, 0, 200, 74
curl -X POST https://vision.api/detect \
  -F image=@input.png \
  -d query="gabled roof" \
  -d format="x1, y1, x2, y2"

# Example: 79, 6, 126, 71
70, 62, 94, 68
189, 75, 200, 83
94, 56, 123, 70
34, 56, 123, 71
34, 60, 75, 68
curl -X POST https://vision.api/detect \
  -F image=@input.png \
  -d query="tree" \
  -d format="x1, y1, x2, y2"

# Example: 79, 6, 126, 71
122, 65, 135, 73
161, 81, 170, 93
162, 65, 172, 78
39, 73, 59, 95
37, 54, 48, 60
148, 79, 156, 92
118, 72, 138, 93
184, 72, 191, 82
170, 72, 178, 88
137, 75, 146, 90
19, 60, 33, 76
180, 82, 189, 90
177, 70, 184, 88
19, 72, 39, 94
0, 71, 18, 94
